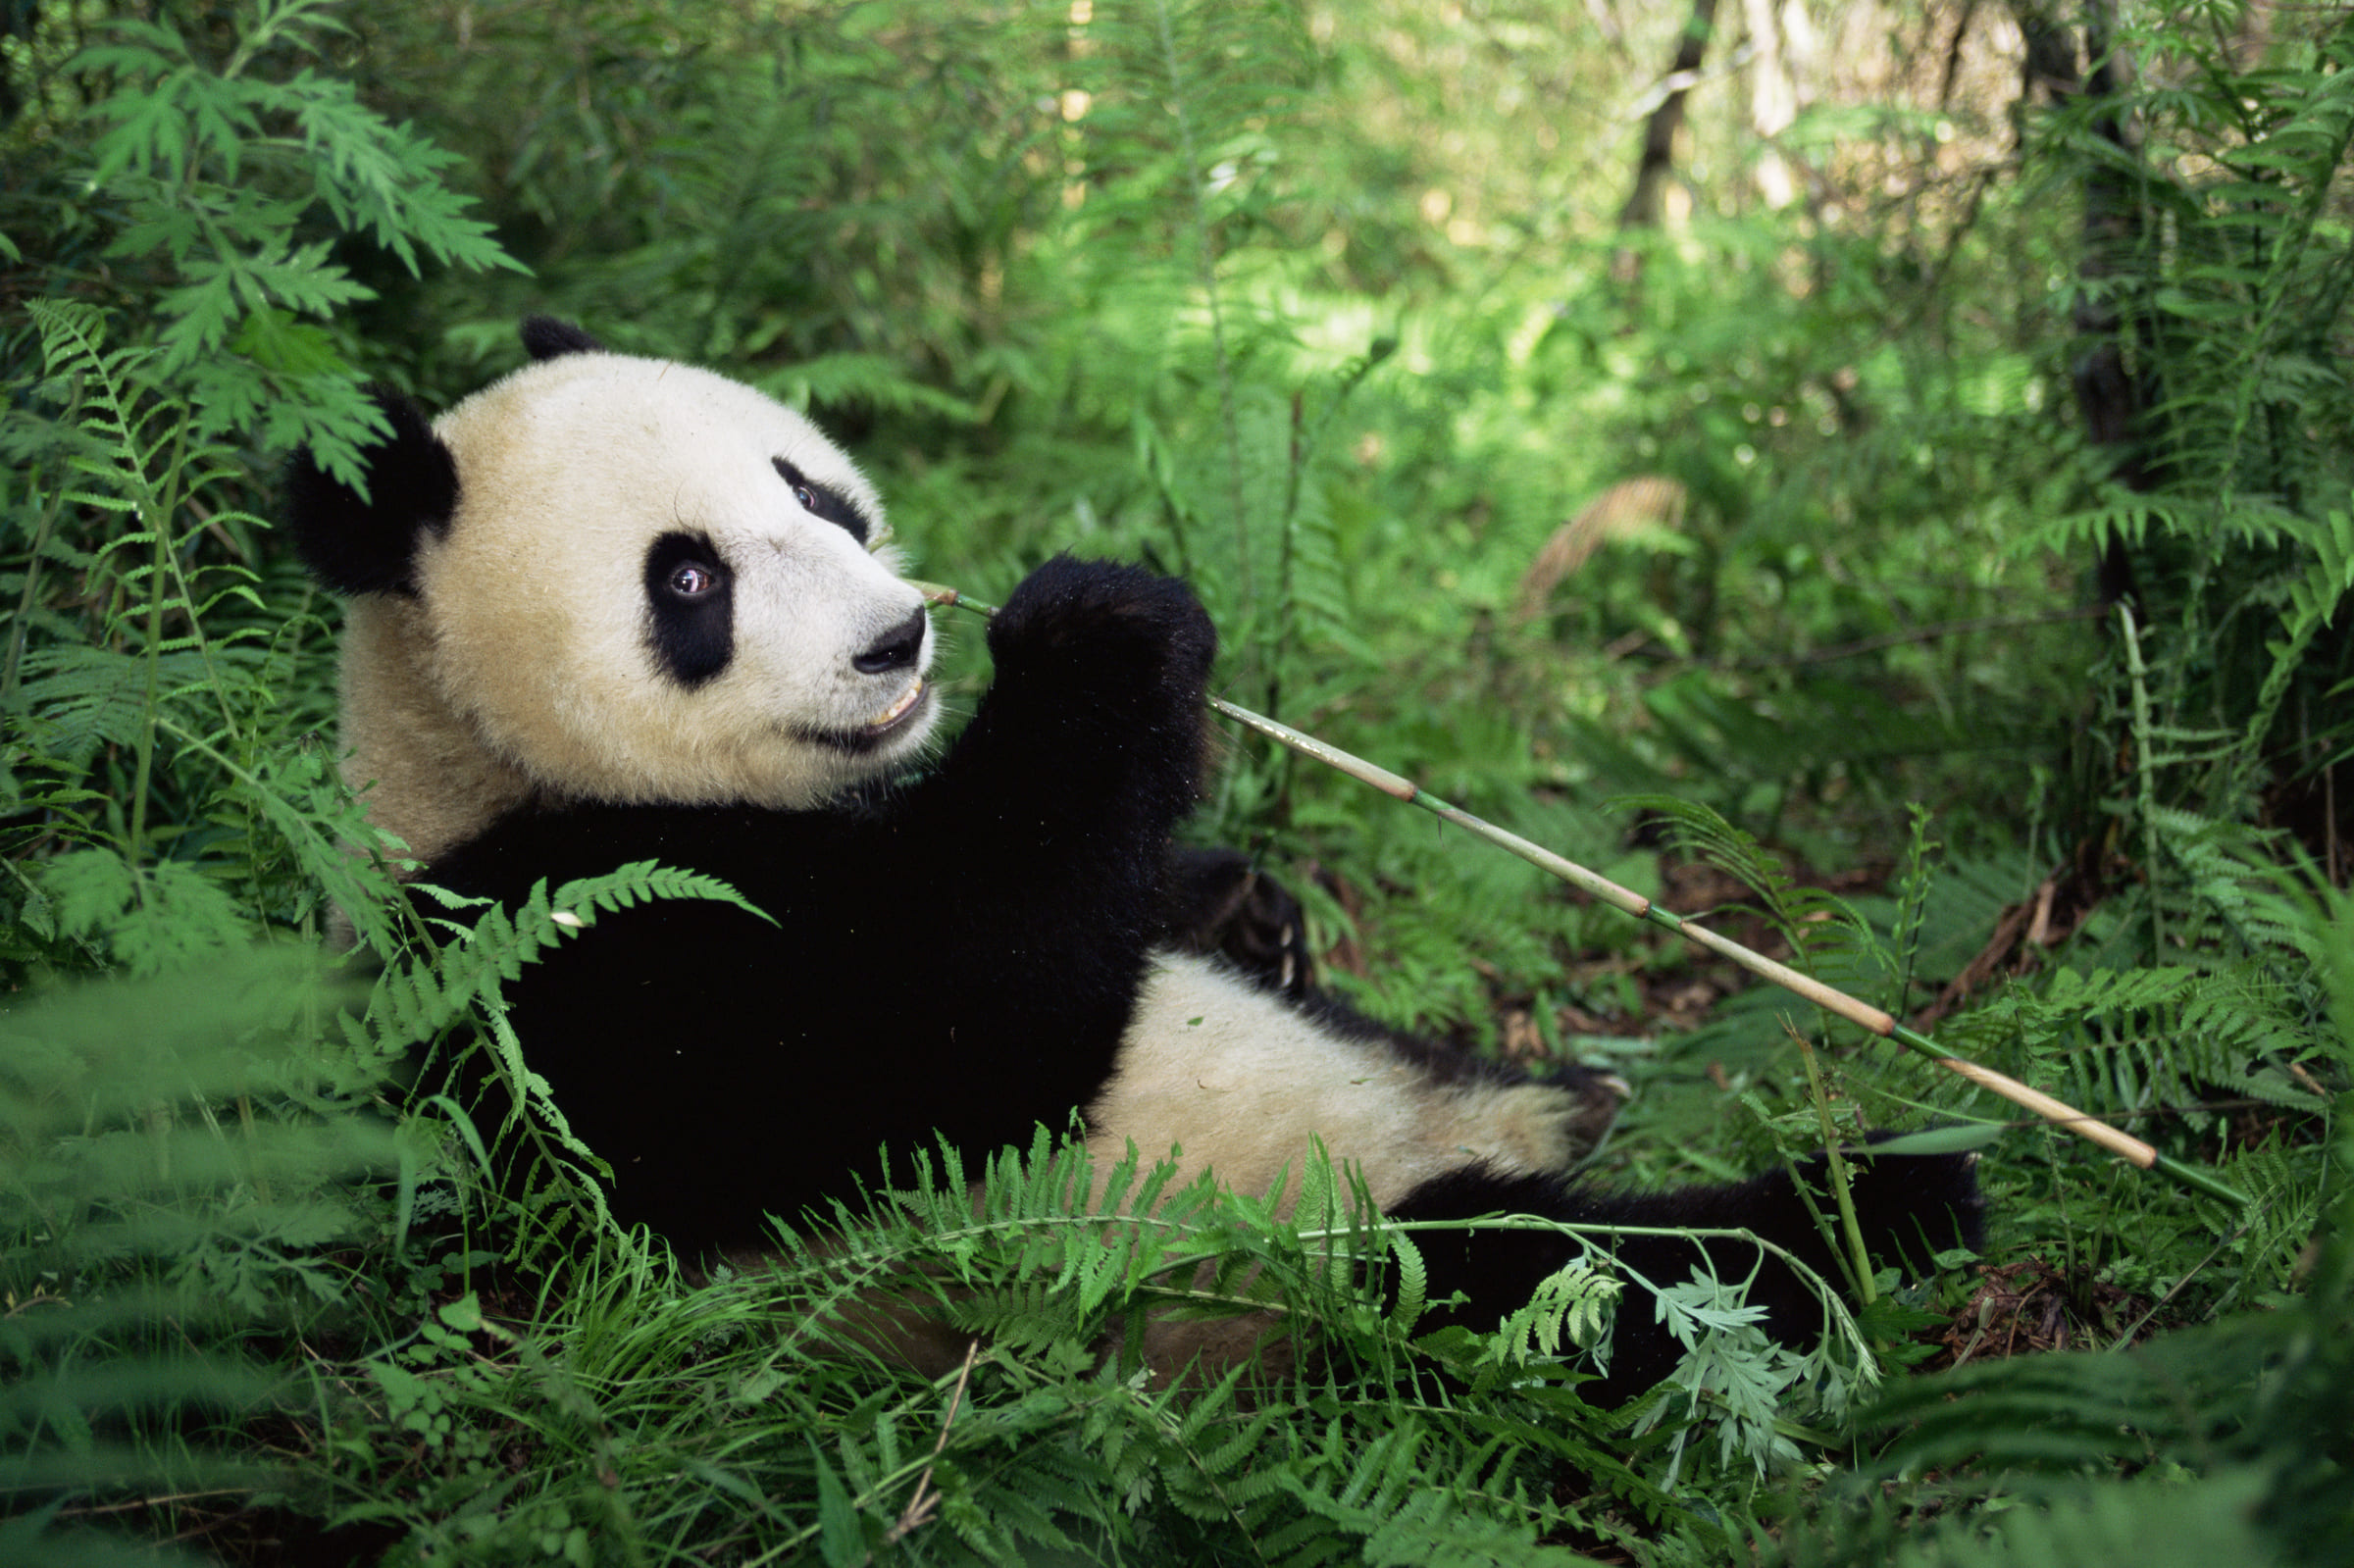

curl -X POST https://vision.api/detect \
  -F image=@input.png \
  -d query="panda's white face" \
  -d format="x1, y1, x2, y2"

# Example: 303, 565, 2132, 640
412, 351, 938, 810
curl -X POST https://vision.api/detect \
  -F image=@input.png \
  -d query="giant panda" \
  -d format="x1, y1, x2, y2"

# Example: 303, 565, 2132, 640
286, 319, 1982, 1401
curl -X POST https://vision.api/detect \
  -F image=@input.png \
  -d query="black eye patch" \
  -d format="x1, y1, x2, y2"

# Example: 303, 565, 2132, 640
773, 458, 874, 545
643, 531, 734, 688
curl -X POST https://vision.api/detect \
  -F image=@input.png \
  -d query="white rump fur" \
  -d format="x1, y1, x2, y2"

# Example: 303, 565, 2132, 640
339, 350, 936, 865
1089, 954, 1584, 1210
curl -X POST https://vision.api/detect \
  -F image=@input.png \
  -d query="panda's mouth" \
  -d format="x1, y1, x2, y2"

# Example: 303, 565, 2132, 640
804, 678, 932, 754
869, 677, 927, 731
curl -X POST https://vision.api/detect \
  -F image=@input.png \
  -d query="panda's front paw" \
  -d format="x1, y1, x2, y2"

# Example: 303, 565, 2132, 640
990, 556, 1216, 692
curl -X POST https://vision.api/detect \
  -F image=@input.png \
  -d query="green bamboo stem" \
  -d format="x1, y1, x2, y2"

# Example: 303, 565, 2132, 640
912, 582, 2252, 1208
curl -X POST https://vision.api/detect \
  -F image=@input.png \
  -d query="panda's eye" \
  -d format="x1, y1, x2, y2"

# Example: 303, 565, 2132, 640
668, 561, 720, 599
773, 457, 872, 545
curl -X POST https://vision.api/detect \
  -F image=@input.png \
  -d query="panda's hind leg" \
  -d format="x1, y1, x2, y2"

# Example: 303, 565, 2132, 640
1387, 1146, 1984, 1405
1089, 955, 1626, 1211
1277, 984, 1632, 1183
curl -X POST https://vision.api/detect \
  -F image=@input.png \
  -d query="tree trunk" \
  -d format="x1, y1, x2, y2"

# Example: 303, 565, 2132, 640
2014, 0, 2156, 606
1617, 0, 1719, 230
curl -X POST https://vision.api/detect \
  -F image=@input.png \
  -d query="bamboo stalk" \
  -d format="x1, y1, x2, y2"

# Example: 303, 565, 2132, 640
912, 582, 2251, 1208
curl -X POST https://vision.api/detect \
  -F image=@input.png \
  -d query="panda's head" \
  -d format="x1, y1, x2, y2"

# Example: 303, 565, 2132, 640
287, 321, 938, 856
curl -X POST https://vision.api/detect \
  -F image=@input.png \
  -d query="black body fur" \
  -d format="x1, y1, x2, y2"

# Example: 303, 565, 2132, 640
421, 557, 1218, 1258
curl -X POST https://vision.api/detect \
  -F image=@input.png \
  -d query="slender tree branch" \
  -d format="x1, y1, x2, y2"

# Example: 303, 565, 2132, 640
912, 582, 2252, 1209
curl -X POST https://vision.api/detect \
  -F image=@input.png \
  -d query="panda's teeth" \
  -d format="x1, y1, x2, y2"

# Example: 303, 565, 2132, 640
871, 679, 925, 729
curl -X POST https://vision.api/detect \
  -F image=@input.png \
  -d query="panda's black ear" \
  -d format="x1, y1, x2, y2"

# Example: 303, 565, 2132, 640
283, 388, 458, 597
520, 317, 605, 360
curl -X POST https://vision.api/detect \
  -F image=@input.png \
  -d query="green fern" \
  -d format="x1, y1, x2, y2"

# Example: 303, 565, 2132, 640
68, 0, 517, 482
1616, 792, 1887, 1027
0, 951, 397, 1535
369, 861, 770, 1046
1794, 1191, 2354, 1568
280, 1120, 1904, 1560
1886, 804, 1943, 1017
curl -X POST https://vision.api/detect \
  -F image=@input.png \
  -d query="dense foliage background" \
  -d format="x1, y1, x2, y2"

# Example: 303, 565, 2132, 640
3, 0, 2349, 1562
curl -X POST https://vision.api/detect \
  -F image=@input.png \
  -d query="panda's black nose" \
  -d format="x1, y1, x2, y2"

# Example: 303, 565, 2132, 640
852, 606, 929, 675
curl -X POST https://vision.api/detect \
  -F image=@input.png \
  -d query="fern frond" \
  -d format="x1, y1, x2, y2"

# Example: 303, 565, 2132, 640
368, 860, 772, 1048
1616, 792, 1886, 1008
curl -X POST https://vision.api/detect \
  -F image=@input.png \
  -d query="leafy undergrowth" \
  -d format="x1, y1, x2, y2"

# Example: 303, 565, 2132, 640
5, 812, 2343, 1565
4, 1053, 1931, 1566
